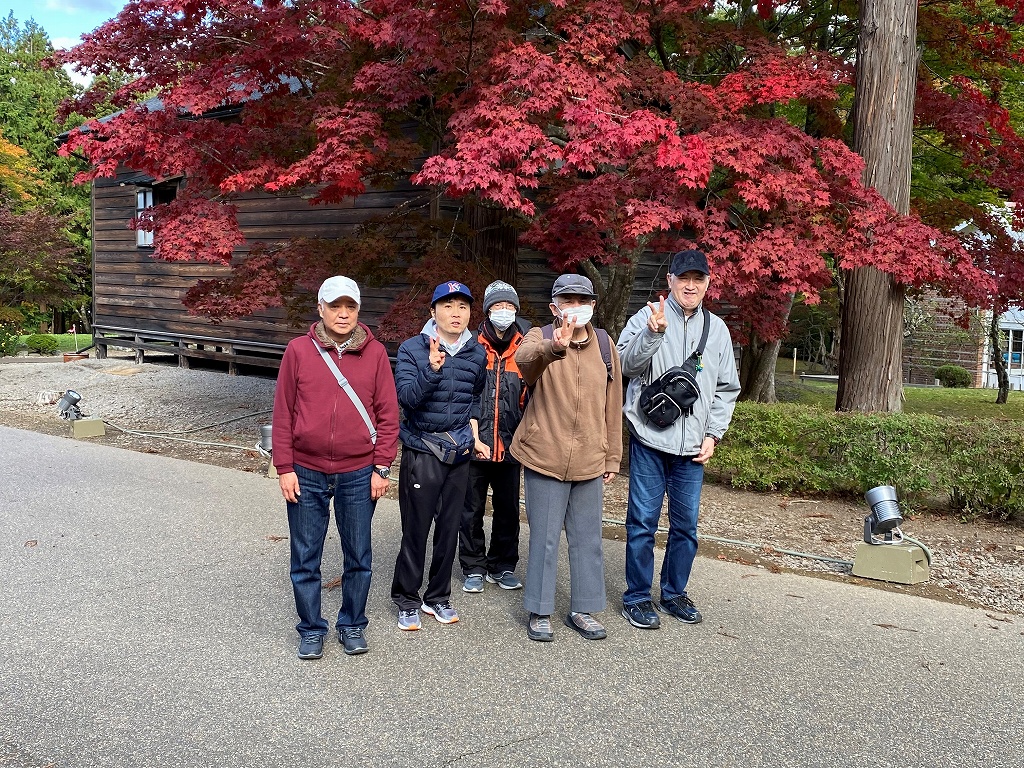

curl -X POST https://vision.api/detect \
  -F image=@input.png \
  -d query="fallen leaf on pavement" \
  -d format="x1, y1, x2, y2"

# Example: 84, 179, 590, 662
25, 540, 37, 547
266, 535, 287, 542
324, 577, 342, 591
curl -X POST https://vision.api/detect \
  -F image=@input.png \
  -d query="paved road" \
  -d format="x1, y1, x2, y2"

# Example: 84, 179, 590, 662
1, 426, 1021, 768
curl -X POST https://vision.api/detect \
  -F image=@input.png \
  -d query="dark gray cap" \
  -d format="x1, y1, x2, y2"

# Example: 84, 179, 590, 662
551, 273, 597, 299
670, 249, 710, 276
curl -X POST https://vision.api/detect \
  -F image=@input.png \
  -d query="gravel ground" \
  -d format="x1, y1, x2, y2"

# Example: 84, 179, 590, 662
2, 353, 1022, 618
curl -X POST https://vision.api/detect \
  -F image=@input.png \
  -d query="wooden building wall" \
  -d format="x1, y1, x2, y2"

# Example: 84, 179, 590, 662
92, 168, 689, 371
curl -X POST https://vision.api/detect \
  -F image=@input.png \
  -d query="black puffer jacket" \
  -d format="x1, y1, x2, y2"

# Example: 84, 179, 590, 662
475, 318, 531, 463
395, 332, 487, 453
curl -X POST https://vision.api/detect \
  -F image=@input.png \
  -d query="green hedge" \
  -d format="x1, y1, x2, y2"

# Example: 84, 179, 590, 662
709, 403, 1024, 520
934, 364, 971, 388
23, 334, 59, 355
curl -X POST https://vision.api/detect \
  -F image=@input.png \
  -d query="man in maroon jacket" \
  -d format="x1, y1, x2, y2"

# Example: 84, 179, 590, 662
273, 276, 400, 660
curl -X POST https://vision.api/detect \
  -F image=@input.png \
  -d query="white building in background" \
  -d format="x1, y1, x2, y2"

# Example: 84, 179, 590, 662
981, 307, 1024, 391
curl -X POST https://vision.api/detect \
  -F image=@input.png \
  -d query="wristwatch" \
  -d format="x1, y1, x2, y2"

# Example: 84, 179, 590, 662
705, 434, 721, 446
373, 466, 391, 479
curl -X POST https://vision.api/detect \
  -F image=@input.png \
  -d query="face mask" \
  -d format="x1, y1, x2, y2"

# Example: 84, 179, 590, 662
560, 305, 594, 326
489, 309, 516, 331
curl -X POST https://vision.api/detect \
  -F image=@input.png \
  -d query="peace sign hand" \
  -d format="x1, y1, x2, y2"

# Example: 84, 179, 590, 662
647, 296, 667, 334
552, 315, 577, 348
429, 335, 446, 371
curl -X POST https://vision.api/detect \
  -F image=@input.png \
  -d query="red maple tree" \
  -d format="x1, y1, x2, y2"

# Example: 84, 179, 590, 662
54, 0, 1022, 347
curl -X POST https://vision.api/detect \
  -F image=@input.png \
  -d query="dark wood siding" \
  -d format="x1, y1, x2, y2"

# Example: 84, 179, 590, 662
91, 168, 682, 370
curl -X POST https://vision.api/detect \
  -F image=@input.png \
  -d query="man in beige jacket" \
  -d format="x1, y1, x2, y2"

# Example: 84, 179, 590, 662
511, 274, 623, 642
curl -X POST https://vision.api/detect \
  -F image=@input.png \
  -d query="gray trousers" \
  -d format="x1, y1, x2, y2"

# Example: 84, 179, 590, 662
522, 467, 606, 615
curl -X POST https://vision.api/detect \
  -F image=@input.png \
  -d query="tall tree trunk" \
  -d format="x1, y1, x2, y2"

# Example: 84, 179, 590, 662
582, 248, 642, 341
836, 0, 918, 413
740, 333, 781, 403
989, 310, 1010, 405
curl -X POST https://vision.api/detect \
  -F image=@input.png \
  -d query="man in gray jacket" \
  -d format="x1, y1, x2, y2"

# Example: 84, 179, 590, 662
616, 249, 740, 629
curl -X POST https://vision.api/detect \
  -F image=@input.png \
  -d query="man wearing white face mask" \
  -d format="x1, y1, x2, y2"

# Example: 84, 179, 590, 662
511, 274, 623, 642
458, 281, 532, 594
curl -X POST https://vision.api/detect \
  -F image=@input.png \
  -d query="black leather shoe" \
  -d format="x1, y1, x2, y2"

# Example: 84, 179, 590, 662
339, 627, 368, 655
297, 634, 324, 660
658, 594, 703, 624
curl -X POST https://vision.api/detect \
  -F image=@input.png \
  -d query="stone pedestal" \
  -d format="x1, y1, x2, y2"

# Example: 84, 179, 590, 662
852, 542, 929, 584
71, 419, 106, 438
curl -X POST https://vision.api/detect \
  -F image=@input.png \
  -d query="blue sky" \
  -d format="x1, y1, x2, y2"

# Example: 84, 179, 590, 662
6, 0, 126, 50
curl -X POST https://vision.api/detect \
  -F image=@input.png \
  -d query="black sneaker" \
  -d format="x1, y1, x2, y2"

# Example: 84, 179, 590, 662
297, 634, 324, 660
621, 600, 661, 629
339, 627, 368, 655
658, 594, 703, 624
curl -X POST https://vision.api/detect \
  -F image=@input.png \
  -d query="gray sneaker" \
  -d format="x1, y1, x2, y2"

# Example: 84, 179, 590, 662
462, 574, 485, 593
486, 571, 523, 590
527, 613, 554, 642
397, 609, 421, 631
565, 612, 607, 640
421, 601, 459, 624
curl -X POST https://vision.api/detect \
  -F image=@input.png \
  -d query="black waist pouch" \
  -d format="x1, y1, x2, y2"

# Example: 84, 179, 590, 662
638, 360, 700, 428
420, 424, 475, 465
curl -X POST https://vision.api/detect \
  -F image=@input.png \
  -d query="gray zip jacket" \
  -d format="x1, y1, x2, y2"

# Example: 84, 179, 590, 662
617, 296, 740, 456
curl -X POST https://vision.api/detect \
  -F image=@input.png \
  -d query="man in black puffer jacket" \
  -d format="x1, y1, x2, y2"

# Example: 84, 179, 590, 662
459, 280, 530, 595
391, 281, 488, 632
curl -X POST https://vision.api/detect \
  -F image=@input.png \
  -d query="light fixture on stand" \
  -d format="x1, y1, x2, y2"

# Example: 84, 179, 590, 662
56, 390, 106, 437
57, 390, 82, 420
863, 485, 904, 544
257, 424, 277, 478
852, 485, 929, 584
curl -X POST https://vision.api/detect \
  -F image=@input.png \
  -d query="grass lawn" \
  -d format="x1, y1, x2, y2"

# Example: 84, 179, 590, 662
775, 373, 1024, 420
17, 333, 90, 354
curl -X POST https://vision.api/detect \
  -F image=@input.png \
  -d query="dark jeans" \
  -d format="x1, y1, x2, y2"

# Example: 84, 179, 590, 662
623, 437, 704, 606
391, 448, 471, 611
459, 460, 522, 577
287, 463, 375, 637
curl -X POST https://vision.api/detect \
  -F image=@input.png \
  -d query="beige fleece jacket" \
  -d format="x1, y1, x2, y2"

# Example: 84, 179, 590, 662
509, 323, 623, 482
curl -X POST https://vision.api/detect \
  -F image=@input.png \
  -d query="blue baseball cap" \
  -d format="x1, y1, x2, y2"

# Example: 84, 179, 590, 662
669, 249, 710, 276
431, 281, 474, 306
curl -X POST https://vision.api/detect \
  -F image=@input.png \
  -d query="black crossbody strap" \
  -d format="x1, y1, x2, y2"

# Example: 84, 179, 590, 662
694, 307, 711, 357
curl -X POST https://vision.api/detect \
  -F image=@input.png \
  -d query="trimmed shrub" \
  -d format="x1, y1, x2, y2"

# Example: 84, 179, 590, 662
934, 364, 972, 388
23, 334, 60, 355
708, 402, 1024, 520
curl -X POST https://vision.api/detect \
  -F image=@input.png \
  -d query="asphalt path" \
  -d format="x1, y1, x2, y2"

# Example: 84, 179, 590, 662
1, 426, 1021, 767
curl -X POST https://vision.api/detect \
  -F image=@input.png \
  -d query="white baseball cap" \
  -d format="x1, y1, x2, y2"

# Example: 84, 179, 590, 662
317, 276, 360, 305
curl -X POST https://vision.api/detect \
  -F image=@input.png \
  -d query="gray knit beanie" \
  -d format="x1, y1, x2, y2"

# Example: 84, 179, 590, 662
482, 280, 520, 312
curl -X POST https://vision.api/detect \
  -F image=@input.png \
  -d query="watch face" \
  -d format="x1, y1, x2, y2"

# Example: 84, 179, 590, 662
375, 467, 390, 479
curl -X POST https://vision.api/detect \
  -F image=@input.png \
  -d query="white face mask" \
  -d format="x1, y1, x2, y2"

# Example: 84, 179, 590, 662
489, 308, 516, 331
560, 305, 594, 326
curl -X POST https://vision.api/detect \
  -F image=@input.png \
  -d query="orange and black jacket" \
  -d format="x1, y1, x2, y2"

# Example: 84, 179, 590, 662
476, 317, 530, 463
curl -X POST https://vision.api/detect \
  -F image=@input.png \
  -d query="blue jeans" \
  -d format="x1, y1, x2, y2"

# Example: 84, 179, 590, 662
287, 463, 375, 637
623, 437, 704, 606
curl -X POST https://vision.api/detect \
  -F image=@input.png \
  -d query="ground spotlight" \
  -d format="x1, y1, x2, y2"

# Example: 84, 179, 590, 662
57, 390, 83, 421
863, 485, 904, 545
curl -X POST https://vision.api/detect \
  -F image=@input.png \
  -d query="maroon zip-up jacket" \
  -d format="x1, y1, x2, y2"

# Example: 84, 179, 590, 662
272, 322, 399, 476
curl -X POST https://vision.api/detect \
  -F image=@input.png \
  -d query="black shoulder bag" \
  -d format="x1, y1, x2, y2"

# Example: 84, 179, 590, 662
638, 308, 710, 429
